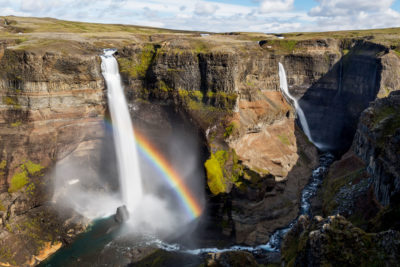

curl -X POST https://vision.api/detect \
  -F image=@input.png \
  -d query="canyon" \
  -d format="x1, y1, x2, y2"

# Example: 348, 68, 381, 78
0, 16, 399, 266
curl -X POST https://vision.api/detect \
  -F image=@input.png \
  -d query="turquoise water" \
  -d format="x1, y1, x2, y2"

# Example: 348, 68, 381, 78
39, 217, 125, 267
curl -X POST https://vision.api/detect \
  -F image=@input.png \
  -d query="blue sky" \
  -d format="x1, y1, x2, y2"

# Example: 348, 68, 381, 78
0, 0, 399, 33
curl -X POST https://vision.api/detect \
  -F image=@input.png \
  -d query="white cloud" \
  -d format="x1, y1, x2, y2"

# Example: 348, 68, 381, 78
0, 0, 399, 33
259, 0, 294, 13
307, 0, 400, 31
194, 1, 219, 16
20, 0, 62, 12
309, 0, 395, 17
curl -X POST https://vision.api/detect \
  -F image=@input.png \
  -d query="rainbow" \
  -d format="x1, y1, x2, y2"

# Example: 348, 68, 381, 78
103, 118, 203, 219
134, 131, 203, 219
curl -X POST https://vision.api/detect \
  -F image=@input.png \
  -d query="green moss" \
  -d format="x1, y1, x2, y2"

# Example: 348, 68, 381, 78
205, 153, 226, 195
8, 169, 29, 193
371, 106, 400, 147
205, 91, 238, 110
10, 121, 22, 127
178, 89, 203, 102
224, 122, 239, 138
194, 41, 209, 54
117, 44, 156, 78
322, 168, 365, 215
278, 134, 291, 145
0, 246, 16, 266
191, 90, 203, 102
0, 160, 6, 169
3, 96, 17, 105
204, 149, 244, 195
158, 80, 173, 92
343, 49, 350, 55
0, 200, 5, 211
24, 160, 44, 175
266, 39, 298, 53
5, 223, 12, 233
8, 160, 43, 193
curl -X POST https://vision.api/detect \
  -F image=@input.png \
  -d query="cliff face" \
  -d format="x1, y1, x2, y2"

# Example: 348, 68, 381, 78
296, 42, 400, 153
0, 48, 106, 265
0, 19, 398, 264
353, 91, 400, 206
282, 214, 400, 266
284, 91, 400, 267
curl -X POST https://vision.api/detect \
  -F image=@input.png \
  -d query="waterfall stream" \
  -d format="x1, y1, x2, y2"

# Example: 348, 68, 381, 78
101, 49, 142, 212
44, 60, 336, 265
278, 63, 313, 142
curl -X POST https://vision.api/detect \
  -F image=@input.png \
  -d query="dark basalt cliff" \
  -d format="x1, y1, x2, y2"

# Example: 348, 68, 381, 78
283, 92, 400, 267
0, 17, 399, 265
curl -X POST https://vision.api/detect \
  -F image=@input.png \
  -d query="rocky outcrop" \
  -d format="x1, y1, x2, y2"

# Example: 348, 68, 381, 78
282, 215, 400, 266
0, 48, 106, 265
0, 18, 399, 264
353, 91, 400, 206
297, 41, 400, 153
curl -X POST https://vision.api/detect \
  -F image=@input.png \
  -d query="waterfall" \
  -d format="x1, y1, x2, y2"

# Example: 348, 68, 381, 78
278, 63, 313, 143
101, 49, 142, 212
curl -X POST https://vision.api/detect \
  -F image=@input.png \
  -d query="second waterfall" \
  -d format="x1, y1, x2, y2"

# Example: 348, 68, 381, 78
101, 49, 142, 212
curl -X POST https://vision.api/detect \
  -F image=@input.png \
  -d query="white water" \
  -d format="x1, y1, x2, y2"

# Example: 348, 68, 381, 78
101, 49, 142, 212
278, 63, 313, 142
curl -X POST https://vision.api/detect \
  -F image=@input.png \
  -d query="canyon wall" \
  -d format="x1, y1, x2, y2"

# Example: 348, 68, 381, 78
0, 33, 399, 264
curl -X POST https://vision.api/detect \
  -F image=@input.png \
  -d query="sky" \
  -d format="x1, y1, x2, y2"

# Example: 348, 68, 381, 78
0, 0, 399, 33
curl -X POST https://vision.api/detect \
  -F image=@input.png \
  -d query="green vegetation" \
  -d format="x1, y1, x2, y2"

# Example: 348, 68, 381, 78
8, 169, 29, 193
158, 81, 173, 93
204, 149, 244, 195
205, 91, 238, 110
24, 160, 44, 175
278, 134, 291, 145
0, 200, 5, 211
204, 153, 226, 195
322, 168, 365, 215
10, 121, 22, 127
3, 96, 21, 109
370, 105, 400, 148
224, 122, 239, 138
117, 44, 156, 78
263, 39, 299, 53
0, 246, 16, 266
178, 89, 203, 102
0, 160, 6, 170
8, 160, 44, 193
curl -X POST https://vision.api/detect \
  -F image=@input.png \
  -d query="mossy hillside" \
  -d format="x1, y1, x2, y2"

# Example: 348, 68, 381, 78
8, 160, 44, 193
371, 105, 400, 146
204, 149, 244, 195
321, 167, 366, 215
117, 44, 156, 79
261, 39, 299, 54
205, 91, 238, 110
282, 216, 397, 267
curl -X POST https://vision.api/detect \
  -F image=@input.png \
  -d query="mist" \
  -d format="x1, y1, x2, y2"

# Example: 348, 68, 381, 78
51, 103, 206, 240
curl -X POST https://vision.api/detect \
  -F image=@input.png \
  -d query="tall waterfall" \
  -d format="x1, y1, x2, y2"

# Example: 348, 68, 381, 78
278, 62, 313, 143
101, 49, 142, 212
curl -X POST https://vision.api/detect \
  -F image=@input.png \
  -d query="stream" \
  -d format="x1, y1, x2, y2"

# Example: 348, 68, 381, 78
41, 152, 335, 266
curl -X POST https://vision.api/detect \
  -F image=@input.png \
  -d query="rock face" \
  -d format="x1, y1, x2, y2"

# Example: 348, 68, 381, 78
0, 48, 106, 265
297, 42, 400, 153
115, 205, 130, 223
298, 91, 400, 266
353, 91, 400, 206
0, 19, 399, 264
282, 215, 400, 266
